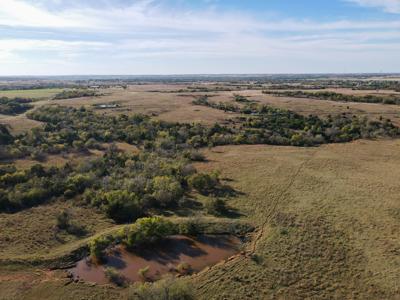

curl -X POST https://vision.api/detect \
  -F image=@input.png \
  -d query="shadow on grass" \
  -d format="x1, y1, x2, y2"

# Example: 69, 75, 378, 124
219, 207, 243, 219
213, 184, 246, 198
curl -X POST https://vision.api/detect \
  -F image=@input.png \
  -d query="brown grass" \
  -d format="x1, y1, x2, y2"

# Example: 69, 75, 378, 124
192, 139, 400, 299
0, 201, 114, 259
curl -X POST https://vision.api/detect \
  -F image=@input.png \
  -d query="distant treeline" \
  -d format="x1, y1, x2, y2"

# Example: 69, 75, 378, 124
333, 80, 400, 91
54, 89, 100, 100
0, 97, 33, 115
267, 85, 326, 90
0, 84, 80, 91
262, 90, 400, 105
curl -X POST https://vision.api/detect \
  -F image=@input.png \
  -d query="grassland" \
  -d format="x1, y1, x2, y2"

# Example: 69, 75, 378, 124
0, 201, 114, 260
0, 89, 64, 99
1, 81, 400, 299
193, 140, 400, 299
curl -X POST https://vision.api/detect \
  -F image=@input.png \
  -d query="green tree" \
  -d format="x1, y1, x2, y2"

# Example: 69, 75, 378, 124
101, 190, 143, 223
129, 275, 194, 300
88, 235, 112, 262
125, 217, 176, 248
188, 173, 219, 195
152, 176, 183, 207
205, 197, 227, 216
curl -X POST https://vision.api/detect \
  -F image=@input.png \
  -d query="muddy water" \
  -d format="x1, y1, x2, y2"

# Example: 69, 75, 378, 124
70, 235, 241, 284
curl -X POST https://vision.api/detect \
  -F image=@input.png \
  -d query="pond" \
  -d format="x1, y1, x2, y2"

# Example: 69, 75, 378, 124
69, 235, 241, 284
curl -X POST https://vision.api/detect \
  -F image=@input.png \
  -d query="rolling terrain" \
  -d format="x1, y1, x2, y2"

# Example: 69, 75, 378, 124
0, 77, 399, 299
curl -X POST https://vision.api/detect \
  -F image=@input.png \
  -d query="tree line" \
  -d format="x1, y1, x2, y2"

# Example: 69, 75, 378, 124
54, 89, 99, 100
262, 90, 400, 105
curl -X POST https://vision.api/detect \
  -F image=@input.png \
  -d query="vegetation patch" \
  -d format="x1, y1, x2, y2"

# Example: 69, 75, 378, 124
54, 89, 100, 100
263, 90, 400, 105
193, 96, 399, 146
129, 275, 194, 300
0, 97, 33, 115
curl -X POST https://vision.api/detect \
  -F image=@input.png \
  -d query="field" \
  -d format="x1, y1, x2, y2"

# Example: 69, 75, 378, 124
1, 77, 400, 299
0, 89, 63, 99
193, 140, 400, 299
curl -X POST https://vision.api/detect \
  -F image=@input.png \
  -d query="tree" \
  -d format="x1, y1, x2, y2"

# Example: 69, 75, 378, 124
151, 176, 183, 207
188, 173, 219, 195
100, 190, 143, 223
205, 197, 227, 216
0, 124, 13, 145
125, 217, 176, 248
56, 210, 71, 230
88, 235, 112, 262
129, 275, 194, 300
105, 267, 126, 286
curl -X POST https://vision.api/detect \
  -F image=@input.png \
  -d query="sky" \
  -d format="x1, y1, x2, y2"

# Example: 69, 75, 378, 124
0, 0, 399, 75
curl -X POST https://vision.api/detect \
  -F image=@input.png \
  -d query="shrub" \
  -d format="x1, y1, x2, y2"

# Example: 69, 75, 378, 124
205, 197, 227, 216
178, 219, 199, 236
151, 176, 184, 207
0, 189, 11, 212
138, 266, 150, 281
66, 174, 93, 195
188, 173, 219, 195
56, 210, 86, 236
176, 262, 191, 275
125, 217, 176, 248
0, 124, 13, 145
88, 235, 112, 262
185, 150, 205, 162
0, 171, 27, 186
56, 210, 71, 230
105, 267, 126, 286
129, 275, 194, 300
95, 190, 143, 223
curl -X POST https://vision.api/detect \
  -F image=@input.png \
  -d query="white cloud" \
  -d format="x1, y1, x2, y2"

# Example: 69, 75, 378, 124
0, 0, 91, 28
346, 0, 400, 13
1, 0, 399, 33
0, 0, 399, 74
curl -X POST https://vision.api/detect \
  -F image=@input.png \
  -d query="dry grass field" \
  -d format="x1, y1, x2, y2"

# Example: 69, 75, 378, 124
193, 140, 400, 299
0, 201, 114, 260
1, 83, 400, 299
0, 89, 63, 99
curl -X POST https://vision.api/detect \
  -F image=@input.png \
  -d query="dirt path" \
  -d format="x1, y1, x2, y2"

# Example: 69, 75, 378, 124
193, 148, 319, 289
248, 148, 319, 253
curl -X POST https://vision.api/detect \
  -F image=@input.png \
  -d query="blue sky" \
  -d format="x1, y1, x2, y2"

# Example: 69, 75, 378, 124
0, 0, 399, 75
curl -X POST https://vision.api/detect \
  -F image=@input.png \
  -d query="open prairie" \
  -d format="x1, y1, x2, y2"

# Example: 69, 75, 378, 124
193, 140, 400, 299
